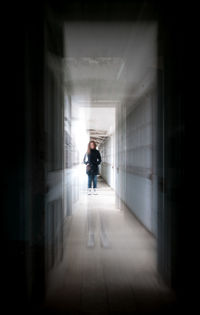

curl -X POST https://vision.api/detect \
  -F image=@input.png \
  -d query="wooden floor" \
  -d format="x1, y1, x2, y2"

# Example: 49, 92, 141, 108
43, 176, 176, 314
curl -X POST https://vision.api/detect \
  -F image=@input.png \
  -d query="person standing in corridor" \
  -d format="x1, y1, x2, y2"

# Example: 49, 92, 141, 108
83, 140, 102, 195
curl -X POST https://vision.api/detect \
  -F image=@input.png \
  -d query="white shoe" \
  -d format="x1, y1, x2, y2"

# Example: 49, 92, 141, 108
87, 188, 92, 195
93, 188, 98, 195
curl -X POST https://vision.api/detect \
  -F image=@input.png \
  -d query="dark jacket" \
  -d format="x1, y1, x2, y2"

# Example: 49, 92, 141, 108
83, 149, 102, 175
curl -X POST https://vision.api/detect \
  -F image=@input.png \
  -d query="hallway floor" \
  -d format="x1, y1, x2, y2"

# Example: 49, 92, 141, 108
43, 176, 176, 314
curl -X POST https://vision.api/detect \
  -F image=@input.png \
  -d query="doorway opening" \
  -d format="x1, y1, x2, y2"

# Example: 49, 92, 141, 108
44, 18, 176, 314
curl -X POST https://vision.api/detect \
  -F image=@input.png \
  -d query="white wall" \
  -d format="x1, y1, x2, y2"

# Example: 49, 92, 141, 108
125, 93, 154, 233
100, 90, 157, 237
99, 133, 115, 189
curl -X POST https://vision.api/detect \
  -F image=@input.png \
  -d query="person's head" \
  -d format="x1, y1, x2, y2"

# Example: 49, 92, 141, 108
87, 140, 96, 154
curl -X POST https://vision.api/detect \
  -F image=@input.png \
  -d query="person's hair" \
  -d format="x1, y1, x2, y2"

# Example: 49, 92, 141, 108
87, 140, 96, 154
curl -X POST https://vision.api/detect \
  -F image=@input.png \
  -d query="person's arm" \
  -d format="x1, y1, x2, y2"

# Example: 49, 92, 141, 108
97, 150, 101, 165
83, 153, 87, 164
83, 153, 90, 165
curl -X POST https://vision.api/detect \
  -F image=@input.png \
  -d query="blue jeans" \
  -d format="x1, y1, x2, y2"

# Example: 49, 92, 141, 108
88, 174, 97, 188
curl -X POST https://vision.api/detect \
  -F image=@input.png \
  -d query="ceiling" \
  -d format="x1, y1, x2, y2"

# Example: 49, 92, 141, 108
79, 107, 115, 147
64, 21, 157, 144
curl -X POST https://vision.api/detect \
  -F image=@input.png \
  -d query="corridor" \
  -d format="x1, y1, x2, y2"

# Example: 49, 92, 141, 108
44, 176, 175, 314
3, 1, 185, 314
